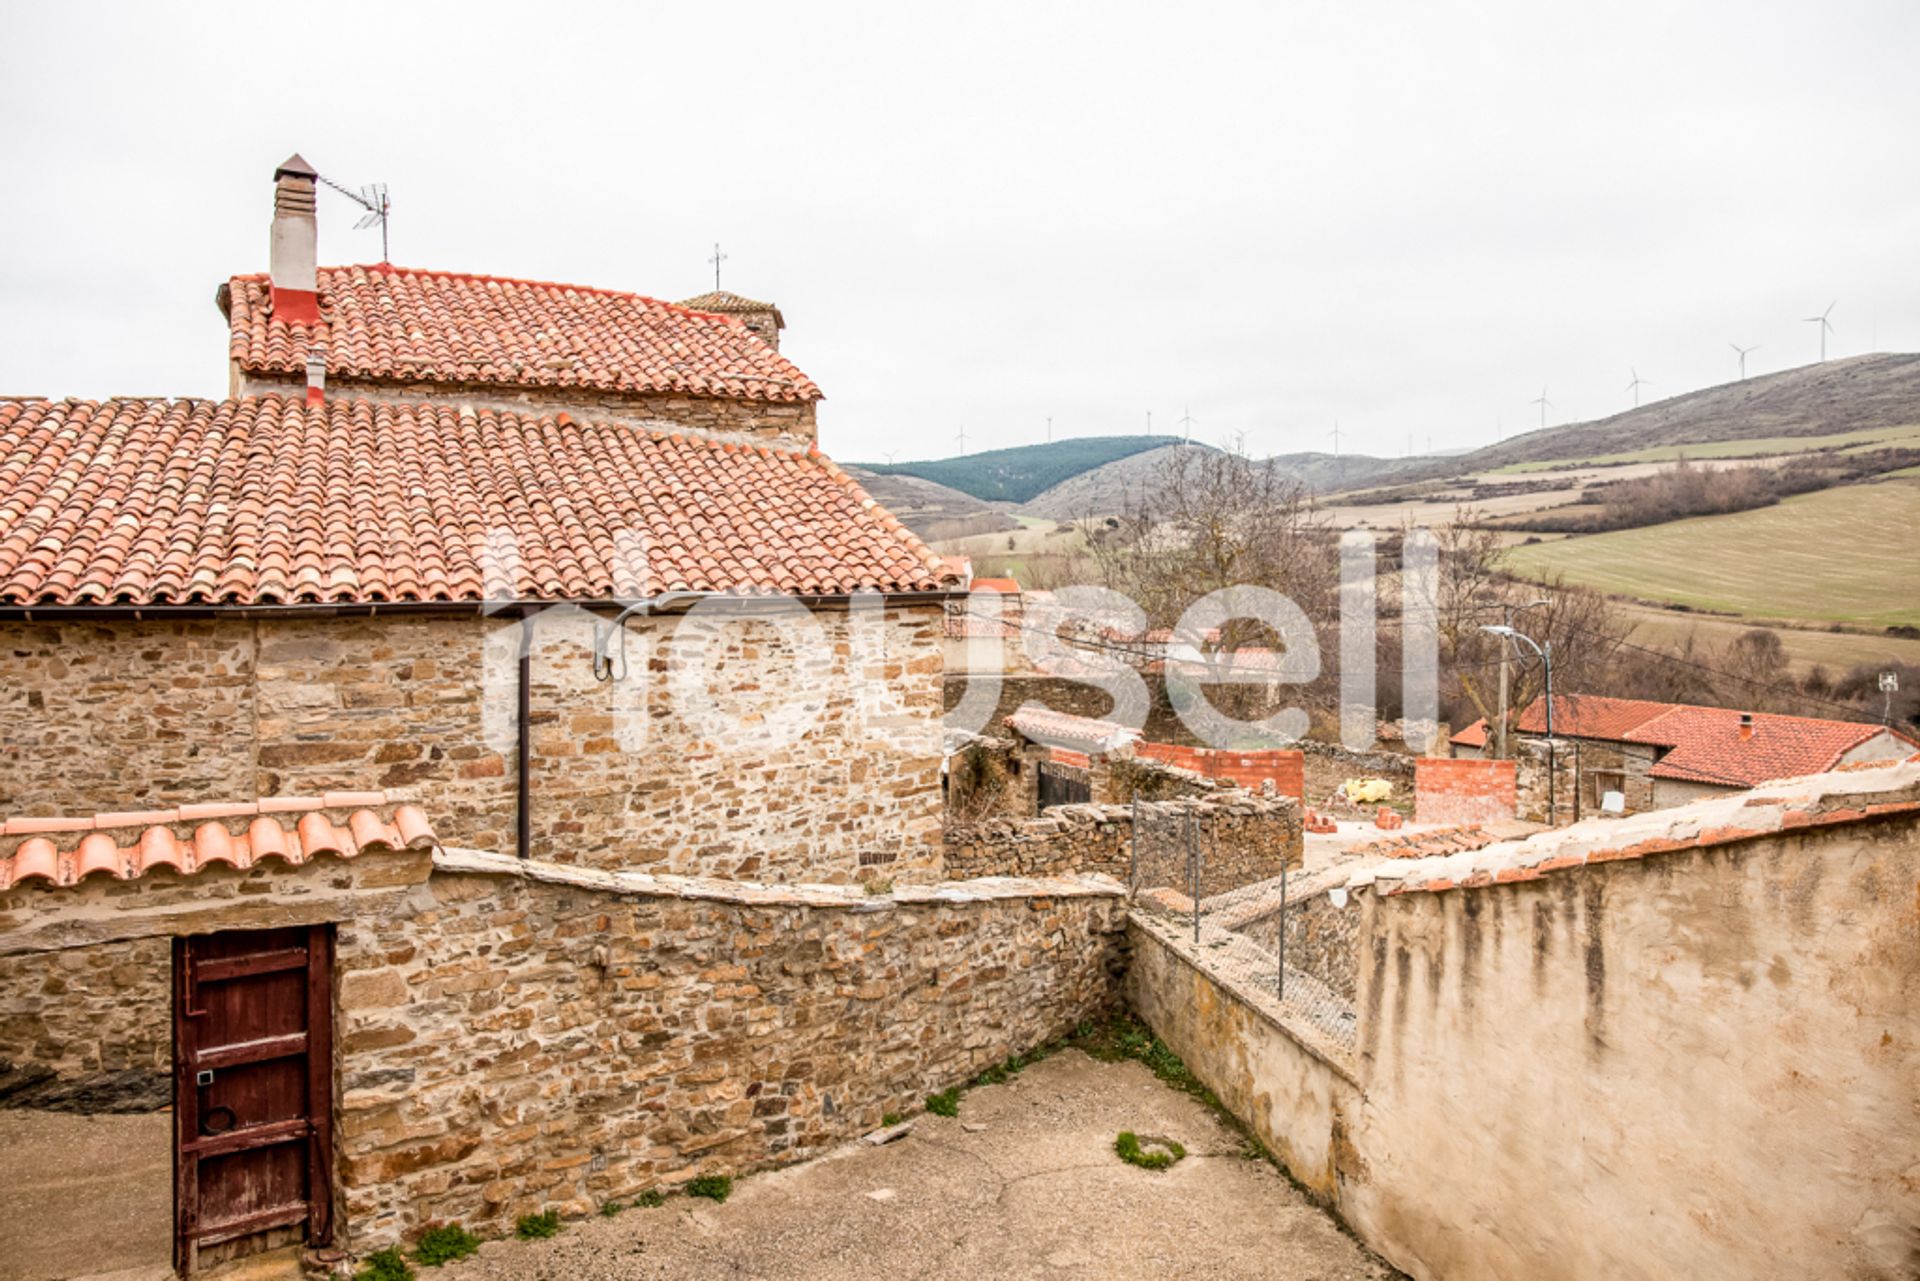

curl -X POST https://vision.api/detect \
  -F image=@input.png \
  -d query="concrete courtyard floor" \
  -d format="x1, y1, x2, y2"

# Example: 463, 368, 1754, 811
443, 1049, 1396, 1281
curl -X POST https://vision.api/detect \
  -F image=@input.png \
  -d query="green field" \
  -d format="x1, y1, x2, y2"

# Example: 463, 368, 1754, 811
1496, 423, 1920, 473
1504, 476, 1920, 627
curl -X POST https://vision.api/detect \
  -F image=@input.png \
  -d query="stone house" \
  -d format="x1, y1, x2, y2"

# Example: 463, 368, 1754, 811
1451, 692, 1916, 812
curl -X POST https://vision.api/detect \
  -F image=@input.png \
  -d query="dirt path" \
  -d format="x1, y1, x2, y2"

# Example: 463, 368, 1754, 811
439, 1050, 1393, 1281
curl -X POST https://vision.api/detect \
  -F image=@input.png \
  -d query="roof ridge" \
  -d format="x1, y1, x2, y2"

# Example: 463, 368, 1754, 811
231, 263, 700, 311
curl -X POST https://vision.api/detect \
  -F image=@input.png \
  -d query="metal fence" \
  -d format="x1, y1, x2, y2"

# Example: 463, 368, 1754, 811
1128, 799, 1358, 1056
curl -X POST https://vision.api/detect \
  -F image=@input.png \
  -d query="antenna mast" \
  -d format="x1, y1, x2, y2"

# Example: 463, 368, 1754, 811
316, 172, 391, 262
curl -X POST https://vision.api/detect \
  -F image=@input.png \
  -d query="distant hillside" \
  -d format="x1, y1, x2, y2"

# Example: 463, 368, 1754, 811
1380, 353, 1920, 486
842, 466, 1015, 541
1018, 446, 1423, 518
856, 436, 1180, 503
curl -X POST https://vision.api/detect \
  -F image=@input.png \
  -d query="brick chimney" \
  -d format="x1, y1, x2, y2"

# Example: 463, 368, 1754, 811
270, 153, 320, 325
1738, 713, 1755, 741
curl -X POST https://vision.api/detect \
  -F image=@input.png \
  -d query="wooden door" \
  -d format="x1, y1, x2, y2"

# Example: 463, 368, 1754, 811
172, 925, 334, 1274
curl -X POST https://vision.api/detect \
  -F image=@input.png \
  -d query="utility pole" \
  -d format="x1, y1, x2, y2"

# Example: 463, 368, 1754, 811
1495, 604, 1511, 760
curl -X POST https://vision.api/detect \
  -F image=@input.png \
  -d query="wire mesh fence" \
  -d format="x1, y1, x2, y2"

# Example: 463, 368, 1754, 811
1129, 799, 1359, 1057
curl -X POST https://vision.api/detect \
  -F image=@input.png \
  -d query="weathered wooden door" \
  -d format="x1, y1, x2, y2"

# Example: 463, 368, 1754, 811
172, 925, 334, 1274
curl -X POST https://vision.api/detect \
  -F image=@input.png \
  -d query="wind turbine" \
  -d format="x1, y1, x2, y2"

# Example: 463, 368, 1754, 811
1046, 416, 1053, 442
1327, 420, 1342, 457
1730, 342, 1759, 380
954, 427, 970, 454
1175, 406, 1197, 441
1530, 387, 1553, 429
1626, 368, 1652, 407
882, 450, 898, 465
1804, 302, 1836, 362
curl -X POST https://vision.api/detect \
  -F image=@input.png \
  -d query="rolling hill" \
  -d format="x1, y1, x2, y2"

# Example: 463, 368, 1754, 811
1402, 353, 1920, 482
855, 436, 1180, 503
840, 466, 1014, 541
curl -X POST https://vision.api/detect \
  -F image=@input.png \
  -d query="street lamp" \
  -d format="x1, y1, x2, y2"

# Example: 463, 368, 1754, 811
1482, 624, 1556, 825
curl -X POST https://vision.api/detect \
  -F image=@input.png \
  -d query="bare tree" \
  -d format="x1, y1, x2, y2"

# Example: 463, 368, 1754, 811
1424, 508, 1628, 753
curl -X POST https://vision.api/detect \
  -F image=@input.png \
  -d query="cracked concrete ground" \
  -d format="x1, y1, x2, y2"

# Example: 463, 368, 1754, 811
440, 1049, 1394, 1281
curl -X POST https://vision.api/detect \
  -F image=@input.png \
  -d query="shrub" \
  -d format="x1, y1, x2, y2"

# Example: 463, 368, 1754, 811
925, 1089, 960, 1117
357, 1248, 415, 1281
686, 1175, 733, 1203
412, 1224, 481, 1267
514, 1210, 561, 1240
1114, 1130, 1186, 1171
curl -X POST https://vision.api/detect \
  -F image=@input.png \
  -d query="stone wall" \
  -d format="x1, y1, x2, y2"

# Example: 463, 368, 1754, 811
1513, 737, 1581, 825
0, 935, 171, 1110
0, 849, 1126, 1253
945, 794, 1301, 895
1300, 739, 1416, 811
235, 370, 817, 443
1411, 757, 1516, 826
0, 604, 945, 884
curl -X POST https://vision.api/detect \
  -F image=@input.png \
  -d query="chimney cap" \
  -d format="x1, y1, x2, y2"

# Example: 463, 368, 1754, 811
275, 153, 319, 181
1739, 712, 1754, 726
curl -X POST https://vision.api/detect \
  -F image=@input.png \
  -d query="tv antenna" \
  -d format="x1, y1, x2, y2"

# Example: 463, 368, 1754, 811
1803, 301, 1836, 362
1530, 386, 1553, 429
1730, 342, 1760, 380
316, 173, 391, 262
1626, 367, 1651, 407
708, 243, 728, 291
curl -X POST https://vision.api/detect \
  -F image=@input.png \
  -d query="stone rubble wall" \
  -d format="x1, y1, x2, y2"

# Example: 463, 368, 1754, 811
944, 793, 1301, 896
0, 935, 171, 1110
0, 849, 1126, 1252
236, 370, 818, 444
0, 604, 945, 884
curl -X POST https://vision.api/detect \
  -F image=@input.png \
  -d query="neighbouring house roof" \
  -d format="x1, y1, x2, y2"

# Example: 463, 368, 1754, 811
0, 794, 436, 891
1005, 707, 1139, 754
224, 265, 820, 404
0, 397, 956, 606
1450, 693, 1915, 790
677, 289, 786, 328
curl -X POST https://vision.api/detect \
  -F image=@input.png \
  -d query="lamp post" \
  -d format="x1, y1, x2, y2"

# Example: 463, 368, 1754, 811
1482, 624, 1555, 825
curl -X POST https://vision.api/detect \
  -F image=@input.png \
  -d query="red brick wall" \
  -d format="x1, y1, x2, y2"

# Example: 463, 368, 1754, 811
1134, 742, 1305, 802
1414, 757, 1517, 826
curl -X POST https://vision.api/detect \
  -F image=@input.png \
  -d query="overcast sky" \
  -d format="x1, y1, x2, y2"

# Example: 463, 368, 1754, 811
3, 1, 1916, 464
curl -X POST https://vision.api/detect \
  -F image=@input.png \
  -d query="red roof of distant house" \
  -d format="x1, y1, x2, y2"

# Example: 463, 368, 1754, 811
1451, 694, 1913, 789
0, 794, 436, 891
225, 265, 820, 404
1005, 707, 1140, 754
0, 397, 955, 606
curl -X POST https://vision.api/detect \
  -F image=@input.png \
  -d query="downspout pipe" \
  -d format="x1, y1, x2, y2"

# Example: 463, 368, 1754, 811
517, 607, 535, 861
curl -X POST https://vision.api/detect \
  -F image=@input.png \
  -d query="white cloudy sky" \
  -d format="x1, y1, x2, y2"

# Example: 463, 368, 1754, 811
2, 1, 1916, 464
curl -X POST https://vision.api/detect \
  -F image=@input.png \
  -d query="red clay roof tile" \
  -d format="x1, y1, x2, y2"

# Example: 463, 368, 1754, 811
229, 265, 818, 404
0, 396, 953, 606
0, 796, 436, 891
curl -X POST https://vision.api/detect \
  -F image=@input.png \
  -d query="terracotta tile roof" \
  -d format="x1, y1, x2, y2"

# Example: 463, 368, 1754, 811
227, 265, 819, 404
0, 794, 435, 891
1343, 825, 1498, 860
1453, 694, 1912, 789
677, 290, 785, 326
0, 397, 955, 606
1005, 707, 1140, 754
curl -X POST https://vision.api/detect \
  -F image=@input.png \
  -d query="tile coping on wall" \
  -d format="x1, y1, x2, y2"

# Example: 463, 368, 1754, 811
432, 845, 1125, 909
1341, 760, 1920, 898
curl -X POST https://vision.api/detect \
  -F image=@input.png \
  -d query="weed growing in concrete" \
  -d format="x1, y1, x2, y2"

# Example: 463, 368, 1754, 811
1114, 1130, 1186, 1171
515, 1211, 562, 1240
356, 1247, 415, 1281
637, 1189, 666, 1209
413, 1224, 481, 1266
687, 1175, 733, 1203
925, 1088, 961, 1117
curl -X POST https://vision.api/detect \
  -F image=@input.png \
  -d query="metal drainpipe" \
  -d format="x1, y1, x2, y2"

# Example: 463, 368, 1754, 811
517, 609, 535, 861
